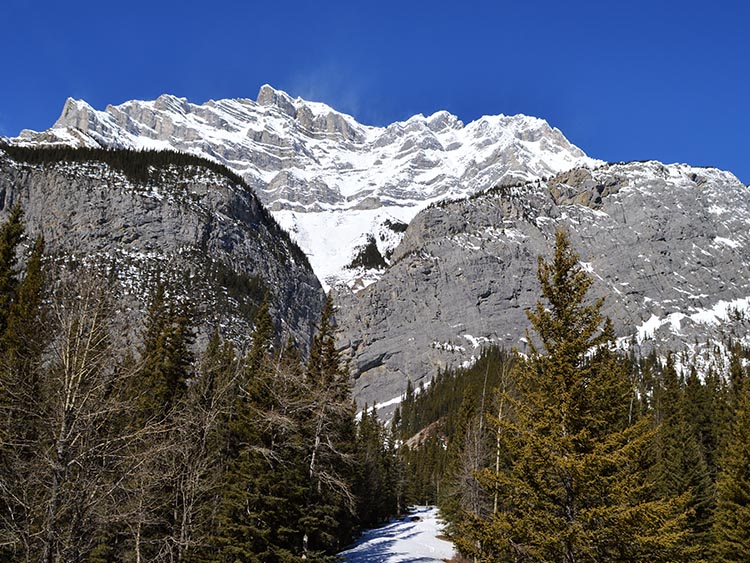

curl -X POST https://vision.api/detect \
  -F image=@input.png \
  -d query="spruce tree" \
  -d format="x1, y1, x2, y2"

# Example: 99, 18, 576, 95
653, 356, 713, 559
464, 230, 690, 563
712, 362, 750, 563
0, 204, 24, 337
0, 216, 45, 563
133, 280, 194, 422
299, 294, 357, 560
211, 301, 309, 563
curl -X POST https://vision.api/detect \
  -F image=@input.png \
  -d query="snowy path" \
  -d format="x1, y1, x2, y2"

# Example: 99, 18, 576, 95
340, 506, 456, 563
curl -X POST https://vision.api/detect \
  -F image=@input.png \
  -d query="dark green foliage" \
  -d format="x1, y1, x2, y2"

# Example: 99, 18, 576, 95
209, 260, 267, 319
383, 219, 408, 233
353, 406, 402, 528
0, 210, 46, 563
0, 143, 246, 186
0, 204, 25, 336
653, 355, 715, 557
396, 348, 516, 440
131, 279, 195, 422
298, 295, 359, 557
713, 356, 750, 563
392, 348, 515, 509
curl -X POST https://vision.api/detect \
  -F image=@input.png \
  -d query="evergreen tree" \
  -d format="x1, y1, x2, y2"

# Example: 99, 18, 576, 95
132, 280, 194, 422
653, 356, 714, 558
299, 294, 357, 560
211, 302, 308, 563
713, 361, 750, 563
0, 204, 24, 337
461, 230, 690, 563
0, 215, 45, 563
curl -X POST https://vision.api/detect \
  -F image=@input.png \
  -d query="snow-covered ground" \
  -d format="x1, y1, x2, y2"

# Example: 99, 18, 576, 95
340, 506, 455, 563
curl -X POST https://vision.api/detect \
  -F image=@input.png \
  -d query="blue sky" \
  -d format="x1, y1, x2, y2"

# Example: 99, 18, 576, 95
3, 0, 748, 182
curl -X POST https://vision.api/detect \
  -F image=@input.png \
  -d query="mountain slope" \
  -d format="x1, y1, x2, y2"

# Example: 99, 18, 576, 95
11, 86, 598, 289
0, 145, 324, 350
334, 161, 750, 408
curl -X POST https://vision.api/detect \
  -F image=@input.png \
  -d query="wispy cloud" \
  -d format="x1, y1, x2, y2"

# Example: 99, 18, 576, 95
285, 62, 389, 126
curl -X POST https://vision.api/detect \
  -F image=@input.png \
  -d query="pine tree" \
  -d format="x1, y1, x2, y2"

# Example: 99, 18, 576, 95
653, 355, 714, 558
299, 294, 357, 560
462, 230, 690, 563
132, 280, 194, 422
0, 215, 45, 563
0, 204, 25, 337
211, 302, 309, 563
712, 360, 750, 563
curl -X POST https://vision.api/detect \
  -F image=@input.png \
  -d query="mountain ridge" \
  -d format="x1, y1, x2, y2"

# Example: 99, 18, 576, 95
10, 85, 599, 289
0, 144, 325, 352
7, 88, 750, 413
334, 159, 750, 409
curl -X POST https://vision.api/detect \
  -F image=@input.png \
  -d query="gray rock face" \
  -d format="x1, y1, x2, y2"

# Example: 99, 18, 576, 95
11, 87, 597, 288
10, 90, 750, 413
334, 161, 750, 408
0, 148, 325, 352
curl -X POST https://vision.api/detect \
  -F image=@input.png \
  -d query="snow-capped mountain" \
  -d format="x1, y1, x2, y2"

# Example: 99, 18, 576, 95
7, 87, 750, 412
12, 85, 598, 289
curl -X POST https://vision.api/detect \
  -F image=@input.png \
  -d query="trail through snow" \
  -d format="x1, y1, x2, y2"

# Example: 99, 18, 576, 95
340, 506, 455, 563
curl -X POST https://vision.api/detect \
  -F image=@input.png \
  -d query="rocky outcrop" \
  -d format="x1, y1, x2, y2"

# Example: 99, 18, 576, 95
334, 161, 750, 408
0, 147, 325, 352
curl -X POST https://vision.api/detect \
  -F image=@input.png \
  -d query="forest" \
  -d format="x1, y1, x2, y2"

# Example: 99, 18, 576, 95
1, 200, 750, 563
0, 205, 399, 563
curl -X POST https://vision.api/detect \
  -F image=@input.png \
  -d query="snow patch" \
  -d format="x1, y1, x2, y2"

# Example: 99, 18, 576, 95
636, 297, 750, 343
713, 237, 742, 249
340, 506, 455, 563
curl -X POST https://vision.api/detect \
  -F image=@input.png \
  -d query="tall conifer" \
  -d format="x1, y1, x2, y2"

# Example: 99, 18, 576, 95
713, 362, 750, 563
465, 230, 690, 563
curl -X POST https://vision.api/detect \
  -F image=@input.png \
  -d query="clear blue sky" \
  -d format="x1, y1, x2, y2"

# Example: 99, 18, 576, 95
3, 0, 748, 183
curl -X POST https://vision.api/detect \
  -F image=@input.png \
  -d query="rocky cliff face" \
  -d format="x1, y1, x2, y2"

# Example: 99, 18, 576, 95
11, 86, 597, 289
9, 90, 750, 412
334, 161, 750, 408
0, 147, 325, 352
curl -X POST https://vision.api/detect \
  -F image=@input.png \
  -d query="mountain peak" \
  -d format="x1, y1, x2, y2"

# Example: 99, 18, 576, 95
56, 97, 95, 129
11, 88, 599, 289
256, 84, 296, 117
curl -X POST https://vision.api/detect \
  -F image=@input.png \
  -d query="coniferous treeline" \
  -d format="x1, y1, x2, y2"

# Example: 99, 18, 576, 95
0, 143, 246, 186
0, 206, 400, 563
398, 231, 750, 562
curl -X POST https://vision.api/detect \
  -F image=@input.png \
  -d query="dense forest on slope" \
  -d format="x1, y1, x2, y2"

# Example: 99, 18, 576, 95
0, 207, 398, 563
396, 232, 750, 563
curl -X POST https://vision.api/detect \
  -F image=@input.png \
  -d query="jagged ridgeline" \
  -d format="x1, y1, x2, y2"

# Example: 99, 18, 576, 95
0, 143, 324, 351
